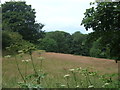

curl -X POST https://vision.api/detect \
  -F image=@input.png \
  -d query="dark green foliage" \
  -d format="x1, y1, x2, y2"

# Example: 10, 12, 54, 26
2, 1, 45, 55
44, 31, 72, 53
81, 2, 120, 60
89, 38, 110, 58
2, 30, 35, 56
71, 31, 88, 55
2, 30, 23, 50
6, 39, 35, 55
39, 37, 57, 52
2, 1, 45, 44
39, 31, 89, 56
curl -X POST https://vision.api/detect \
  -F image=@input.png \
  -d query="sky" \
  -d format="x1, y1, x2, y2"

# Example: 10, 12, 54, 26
1, 0, 95, 34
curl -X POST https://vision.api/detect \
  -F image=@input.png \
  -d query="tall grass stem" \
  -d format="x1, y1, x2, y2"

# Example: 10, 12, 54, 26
15, 55, 26, 83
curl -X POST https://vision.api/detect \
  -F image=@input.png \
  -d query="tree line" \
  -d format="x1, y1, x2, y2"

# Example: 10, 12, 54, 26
2, 1, 120, 61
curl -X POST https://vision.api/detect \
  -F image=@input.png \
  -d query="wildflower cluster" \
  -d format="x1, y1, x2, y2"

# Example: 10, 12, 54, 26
22, 59, 31, 63
64, 74, 70, 78
4, 55, 11, 58
60, 67, 117, 88
37, 57, 45, 61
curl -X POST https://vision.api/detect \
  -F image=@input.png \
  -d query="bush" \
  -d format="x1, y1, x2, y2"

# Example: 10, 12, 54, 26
2, 30, 35, 56
2, 30, 23, 50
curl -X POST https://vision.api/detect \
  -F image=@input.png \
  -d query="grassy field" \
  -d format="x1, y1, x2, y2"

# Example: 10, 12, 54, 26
2, 51, 119, 88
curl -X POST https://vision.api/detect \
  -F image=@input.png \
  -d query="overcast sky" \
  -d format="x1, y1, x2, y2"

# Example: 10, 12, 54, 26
1, 0, 95, 34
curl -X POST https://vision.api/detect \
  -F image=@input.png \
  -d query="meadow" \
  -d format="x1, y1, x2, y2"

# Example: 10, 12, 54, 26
2, 1, 120, 89
2, 50, 119, 88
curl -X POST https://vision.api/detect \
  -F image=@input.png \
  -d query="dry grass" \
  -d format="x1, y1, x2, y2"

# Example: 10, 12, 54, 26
41, 52, 118, 74
2, 52, 118, 88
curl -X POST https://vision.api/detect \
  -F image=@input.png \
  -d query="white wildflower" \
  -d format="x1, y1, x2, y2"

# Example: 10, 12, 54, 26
38, 57, 45, 60
25, 60, 29, 62
61, 85, 66, 87
69, 69, 75, 72
64, 74, 70, 78
4, 55, 11, 58
18, 50, 23, 53
26, 59, 31, 62
104, 83, 110, 86
76, 85, 79, 88
102, 83, 110, 88
88, 85, 94, 88
22, 60, 25, 62
22, 59, 31, 62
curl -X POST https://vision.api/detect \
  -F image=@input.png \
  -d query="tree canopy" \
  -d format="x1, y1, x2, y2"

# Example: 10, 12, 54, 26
38, 31, 88, 55
71, 31, 87, 55
2, 1, 45, 44
81, 2, 120, 60
44, 31, 72, 53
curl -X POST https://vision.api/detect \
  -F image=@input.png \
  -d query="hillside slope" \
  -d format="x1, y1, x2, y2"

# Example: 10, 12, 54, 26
40, 52, 118, 74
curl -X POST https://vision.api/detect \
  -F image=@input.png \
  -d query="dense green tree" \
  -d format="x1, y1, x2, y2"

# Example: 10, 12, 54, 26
2, 1, 45, 43
90, 38, 108, 58
81, 2, 120, 60
71, 31, 87, 55
44, 31, 72, 53
39, 37, 57, 52
39, 31, 90, 55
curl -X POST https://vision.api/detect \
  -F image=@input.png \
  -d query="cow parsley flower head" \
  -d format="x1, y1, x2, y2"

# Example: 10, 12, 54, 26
88, 85, 94, 88
61, 85, 66, 87
69, 69, 75, 72
22, 59, 31, 62
38, 57, 45, 60
104, 83, 110, 85
18, 50, 23, 53
102, 83, 110, 87
102, 83, 110, 88
4, 55, 11, 58
64, 74, 70, 78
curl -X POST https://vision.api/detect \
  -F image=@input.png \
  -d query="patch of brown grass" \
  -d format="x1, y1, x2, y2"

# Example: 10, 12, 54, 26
2, 52, 118, 88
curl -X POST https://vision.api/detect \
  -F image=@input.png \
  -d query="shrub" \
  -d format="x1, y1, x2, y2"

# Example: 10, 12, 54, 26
2, 30, 35, 56
2, 30, 23, 50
